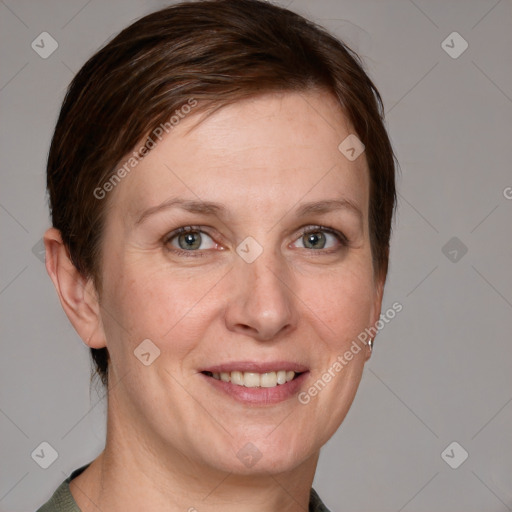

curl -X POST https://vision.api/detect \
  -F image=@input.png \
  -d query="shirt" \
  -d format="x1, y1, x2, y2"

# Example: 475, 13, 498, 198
36, 463, 332, 511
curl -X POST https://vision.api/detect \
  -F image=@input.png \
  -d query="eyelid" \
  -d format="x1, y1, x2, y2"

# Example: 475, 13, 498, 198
163, 225, 219, 251
297, 225, 348, 243
163, 225, 211, 243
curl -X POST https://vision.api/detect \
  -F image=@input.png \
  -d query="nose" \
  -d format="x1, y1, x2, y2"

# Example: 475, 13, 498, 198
224, 248, 297, 341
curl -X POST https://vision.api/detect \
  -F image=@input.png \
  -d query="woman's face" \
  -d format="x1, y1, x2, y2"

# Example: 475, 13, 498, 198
97, 90, 384, 475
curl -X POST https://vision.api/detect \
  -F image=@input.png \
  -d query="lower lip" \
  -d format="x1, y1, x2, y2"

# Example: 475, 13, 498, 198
201, 372, 309, 405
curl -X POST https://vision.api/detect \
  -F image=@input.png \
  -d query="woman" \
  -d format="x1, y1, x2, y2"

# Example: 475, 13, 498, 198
38, 0, 397, 510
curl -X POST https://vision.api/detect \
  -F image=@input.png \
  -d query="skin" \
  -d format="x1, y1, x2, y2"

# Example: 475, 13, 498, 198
44, 89, 385, 512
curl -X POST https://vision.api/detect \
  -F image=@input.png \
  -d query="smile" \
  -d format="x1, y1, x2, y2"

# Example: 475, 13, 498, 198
200, 363, 309, 405
202, 370, 298, 388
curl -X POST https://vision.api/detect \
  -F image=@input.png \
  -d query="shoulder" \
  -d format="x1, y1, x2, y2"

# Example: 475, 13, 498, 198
309, 487, 332, 512
35, 463, 90, 512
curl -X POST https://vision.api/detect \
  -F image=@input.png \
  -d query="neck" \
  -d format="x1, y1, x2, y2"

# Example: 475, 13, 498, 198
70, 396, 319, 511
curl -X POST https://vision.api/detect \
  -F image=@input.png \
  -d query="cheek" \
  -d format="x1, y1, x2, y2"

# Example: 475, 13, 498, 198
301, 263, 375, 347
100, 262, 219, 364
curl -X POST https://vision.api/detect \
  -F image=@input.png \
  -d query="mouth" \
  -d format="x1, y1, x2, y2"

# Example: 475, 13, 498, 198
201, 370, 303, 388
199, 363, 309, 405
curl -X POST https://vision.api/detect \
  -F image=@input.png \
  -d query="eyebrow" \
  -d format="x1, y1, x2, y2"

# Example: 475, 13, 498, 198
295, 199, 363, 221
134, 197, 363, 225
134, 198, 226, 225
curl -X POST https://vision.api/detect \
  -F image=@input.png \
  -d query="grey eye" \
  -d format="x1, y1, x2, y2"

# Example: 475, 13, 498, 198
302, 231, 327, 249
293, 229, 342, 250
167, 228, 216, 251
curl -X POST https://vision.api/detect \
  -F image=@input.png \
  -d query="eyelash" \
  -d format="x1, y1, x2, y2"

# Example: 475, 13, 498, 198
163, 225, 212, 258
163, 225, 349, 258
297, 225, 349, 254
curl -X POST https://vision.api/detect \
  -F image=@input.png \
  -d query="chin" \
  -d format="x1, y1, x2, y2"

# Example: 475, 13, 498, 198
205, 434, 315, 476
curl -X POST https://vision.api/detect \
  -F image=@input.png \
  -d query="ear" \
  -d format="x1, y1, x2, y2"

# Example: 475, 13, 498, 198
43, 227, 106, 349
364, 271, 386, 361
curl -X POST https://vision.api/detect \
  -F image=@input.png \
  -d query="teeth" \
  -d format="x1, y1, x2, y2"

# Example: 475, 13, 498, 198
230, 371, 244, 386
244, 372, 260, 387
260, 372, 276, 388
210, 370, 297, 387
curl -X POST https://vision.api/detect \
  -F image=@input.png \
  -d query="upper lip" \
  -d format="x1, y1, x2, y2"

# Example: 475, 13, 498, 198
200, 361, 309, 374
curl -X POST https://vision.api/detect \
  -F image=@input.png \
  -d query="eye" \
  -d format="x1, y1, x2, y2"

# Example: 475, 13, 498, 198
292, 225, 348, 251
164, 226, 218, 255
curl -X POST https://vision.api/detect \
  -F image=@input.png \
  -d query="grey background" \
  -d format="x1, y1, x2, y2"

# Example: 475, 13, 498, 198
1, 0, 511, 511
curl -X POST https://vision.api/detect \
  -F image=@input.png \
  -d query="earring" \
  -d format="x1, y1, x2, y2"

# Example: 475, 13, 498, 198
368, 338, 373, 352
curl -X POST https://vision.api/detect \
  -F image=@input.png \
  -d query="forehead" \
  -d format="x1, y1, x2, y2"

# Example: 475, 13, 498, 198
112, 90, 369, 223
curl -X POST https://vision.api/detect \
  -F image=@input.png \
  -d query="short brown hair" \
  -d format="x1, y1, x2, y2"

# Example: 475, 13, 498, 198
47, 0, 398, 387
